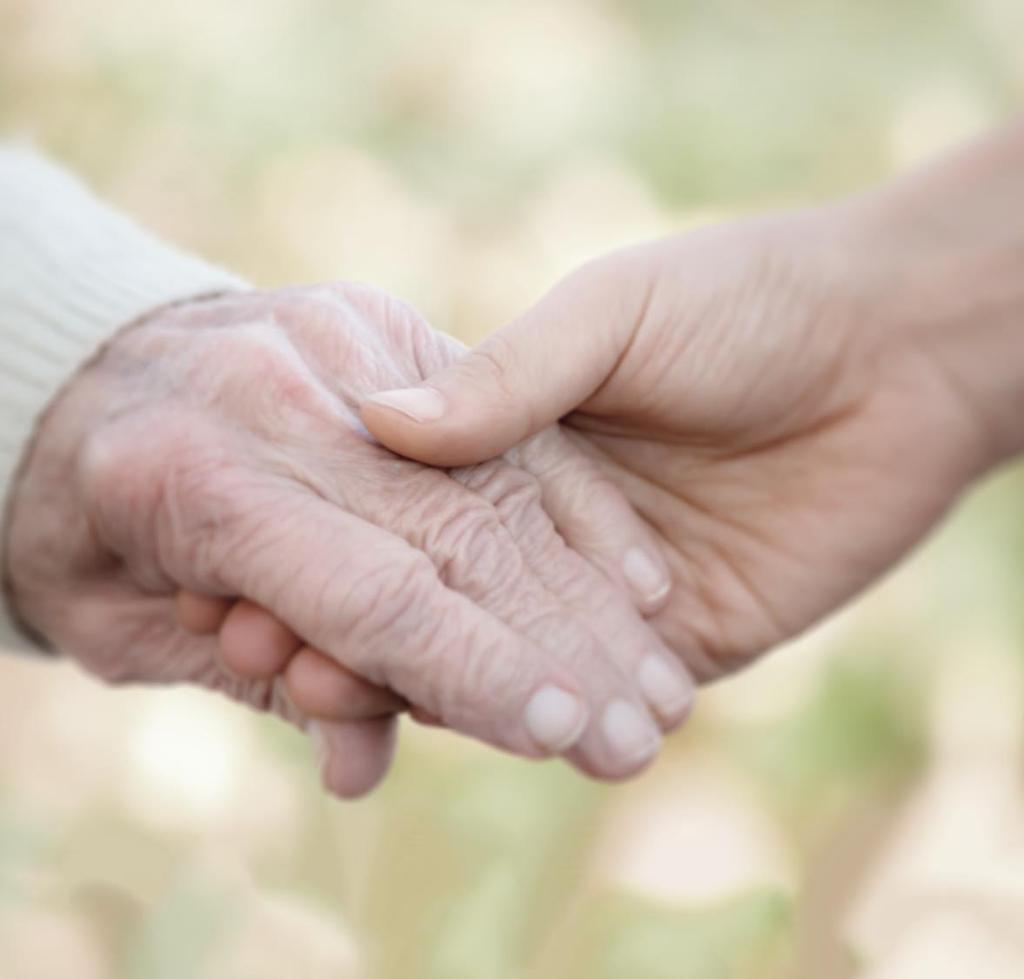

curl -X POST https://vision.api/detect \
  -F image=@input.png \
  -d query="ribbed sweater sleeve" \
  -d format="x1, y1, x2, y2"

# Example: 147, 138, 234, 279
0, 145, 244, 652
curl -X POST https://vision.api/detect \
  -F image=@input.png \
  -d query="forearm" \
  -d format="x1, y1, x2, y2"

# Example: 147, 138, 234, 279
0, 145, 244, 651
850, 121, 1024, 468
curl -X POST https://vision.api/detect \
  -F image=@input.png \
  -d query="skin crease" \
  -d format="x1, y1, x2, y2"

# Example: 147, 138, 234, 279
4, 284, 694, 799
218, 124, 1024, 735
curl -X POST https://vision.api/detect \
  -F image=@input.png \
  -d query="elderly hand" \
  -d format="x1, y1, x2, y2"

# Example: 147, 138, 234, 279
4, 284, 694, 798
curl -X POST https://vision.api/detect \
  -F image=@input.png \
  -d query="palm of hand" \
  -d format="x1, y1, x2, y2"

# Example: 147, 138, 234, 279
566, 220, 985, 680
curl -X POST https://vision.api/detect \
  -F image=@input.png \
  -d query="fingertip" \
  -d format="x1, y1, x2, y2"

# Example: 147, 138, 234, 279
564, 699, 663, 782
408, 706, 444, 727
601, 699, 662, 773
312, 717, 399, 800
569, 747, 661, 783
361, 371, 537, 468
623, 548, 673, 616
523, 685, 589, 755
360, 396, 491, 468
219, 600, 300, 680
638, 654, 696, 732
364, 387, 446, 423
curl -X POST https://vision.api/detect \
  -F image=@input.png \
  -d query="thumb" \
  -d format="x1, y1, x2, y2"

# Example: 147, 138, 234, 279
361, 254, 647, 467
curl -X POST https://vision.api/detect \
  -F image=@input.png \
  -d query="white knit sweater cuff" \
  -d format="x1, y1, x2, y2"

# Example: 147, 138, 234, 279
0, 146, 244, 653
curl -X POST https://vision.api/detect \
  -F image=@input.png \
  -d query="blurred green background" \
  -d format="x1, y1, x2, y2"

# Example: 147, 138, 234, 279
3, 1, 1024, 976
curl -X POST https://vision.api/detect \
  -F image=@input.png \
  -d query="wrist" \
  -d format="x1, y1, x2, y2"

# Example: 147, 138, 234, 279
839, 128, 1024, 472
0, 147, 246, 652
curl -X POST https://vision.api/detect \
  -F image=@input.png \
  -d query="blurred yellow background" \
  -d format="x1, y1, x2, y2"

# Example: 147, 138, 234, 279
3, 1, 1024, 976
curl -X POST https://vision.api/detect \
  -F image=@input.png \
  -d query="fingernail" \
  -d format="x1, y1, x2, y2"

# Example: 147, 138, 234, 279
366, 387, 446, 422
309, 721, 329, 778
524, 686, 588, 753
638, 655, 695, 722
623, 548, 671, 605
601, 700, 661, 767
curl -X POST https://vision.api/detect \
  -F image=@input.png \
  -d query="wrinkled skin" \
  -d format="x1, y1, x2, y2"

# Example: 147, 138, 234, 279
5, 285, 693, 798
362, 204, 994, 681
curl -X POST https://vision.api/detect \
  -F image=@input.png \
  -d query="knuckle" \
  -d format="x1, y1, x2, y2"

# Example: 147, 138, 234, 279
269, 289, 411, 403
272, 289, 364, 349
324, 281, 395, 316
456, 461, 564, 571
78, 413, 208, 537
539, 549, 599, 606
460, 462, 546, 534
518, 429, 620, 520
512, 606, 592, 666
345, 553, 438, 643
424, 499, 519, 596
77, 424, 144, 516
462, 334, 519, 403
517, 427, 585, 481
325, 282, 428, 337
212, 325, 339, 429
215, 324, 289, 373
80, 408, 277, 587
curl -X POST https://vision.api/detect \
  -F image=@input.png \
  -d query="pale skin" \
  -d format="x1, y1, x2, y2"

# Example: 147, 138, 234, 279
4, 284, 696, 800
199, 121, 1024, 790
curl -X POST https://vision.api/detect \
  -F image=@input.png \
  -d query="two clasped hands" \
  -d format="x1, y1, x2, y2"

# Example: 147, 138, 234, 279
8, 122, 1024, 798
